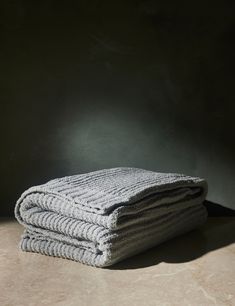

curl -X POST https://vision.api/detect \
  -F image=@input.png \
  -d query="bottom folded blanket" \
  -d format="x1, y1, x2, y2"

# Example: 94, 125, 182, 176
15, 167, 208, 267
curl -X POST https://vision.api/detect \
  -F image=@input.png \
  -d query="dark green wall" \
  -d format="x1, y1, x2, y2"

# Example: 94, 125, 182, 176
1, 1, 235, 215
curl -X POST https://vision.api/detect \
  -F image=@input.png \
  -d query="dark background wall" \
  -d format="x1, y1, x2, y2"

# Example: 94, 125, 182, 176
1, 0, 235, 216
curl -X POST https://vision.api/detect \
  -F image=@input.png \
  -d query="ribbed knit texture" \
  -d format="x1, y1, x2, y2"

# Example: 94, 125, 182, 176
15, 167, 208, 267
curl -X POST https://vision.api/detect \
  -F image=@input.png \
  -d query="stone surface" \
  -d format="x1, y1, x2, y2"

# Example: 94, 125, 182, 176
0, 218, 235, 306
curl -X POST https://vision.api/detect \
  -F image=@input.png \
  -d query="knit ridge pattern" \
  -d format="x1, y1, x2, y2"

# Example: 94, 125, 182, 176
15, 167, 208, 267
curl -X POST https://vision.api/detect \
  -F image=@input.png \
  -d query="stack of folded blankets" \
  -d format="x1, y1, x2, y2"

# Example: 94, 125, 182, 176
15, 167, 208, 267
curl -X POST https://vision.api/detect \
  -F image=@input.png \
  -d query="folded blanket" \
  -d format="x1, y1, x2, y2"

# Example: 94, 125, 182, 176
15, 167, 208, 267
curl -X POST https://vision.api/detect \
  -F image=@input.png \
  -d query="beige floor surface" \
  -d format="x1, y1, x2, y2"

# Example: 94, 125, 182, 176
0, 218, 235, 306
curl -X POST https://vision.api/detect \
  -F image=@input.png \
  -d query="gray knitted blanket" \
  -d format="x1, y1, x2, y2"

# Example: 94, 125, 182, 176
15, 167, 208, 267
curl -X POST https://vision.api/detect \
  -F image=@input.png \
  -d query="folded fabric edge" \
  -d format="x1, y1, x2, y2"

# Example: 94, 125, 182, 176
15, 183, 207, 231
18, 204, 207, 267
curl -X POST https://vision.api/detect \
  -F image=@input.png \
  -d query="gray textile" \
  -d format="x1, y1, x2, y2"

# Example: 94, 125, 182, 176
15, 167, 208, 267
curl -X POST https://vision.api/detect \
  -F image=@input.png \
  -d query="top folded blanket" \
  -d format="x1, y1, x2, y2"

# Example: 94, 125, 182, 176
15, 167, 208, 267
